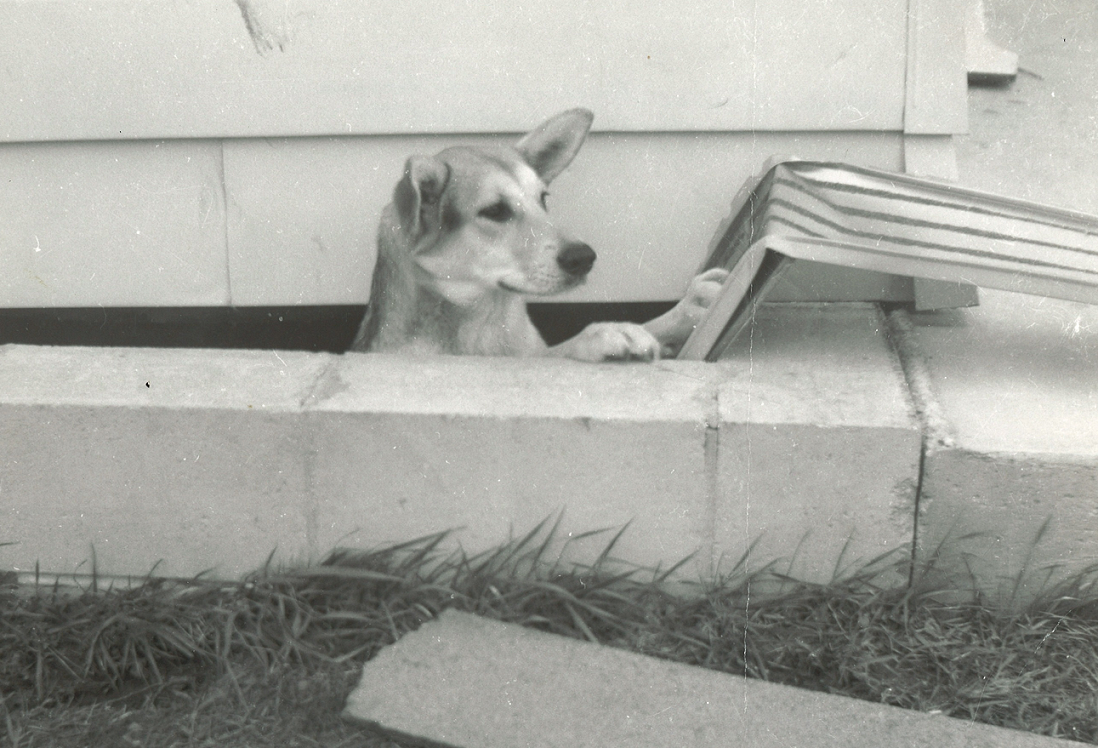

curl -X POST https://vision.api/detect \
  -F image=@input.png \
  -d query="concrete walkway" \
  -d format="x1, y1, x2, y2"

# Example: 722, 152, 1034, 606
344, 610, 1086, 748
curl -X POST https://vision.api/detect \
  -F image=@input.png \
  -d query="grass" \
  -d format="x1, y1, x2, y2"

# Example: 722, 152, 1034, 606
2, 519, 1098, 747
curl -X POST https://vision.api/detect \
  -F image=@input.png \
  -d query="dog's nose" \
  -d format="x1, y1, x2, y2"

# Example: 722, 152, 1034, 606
557, 242, 597, 277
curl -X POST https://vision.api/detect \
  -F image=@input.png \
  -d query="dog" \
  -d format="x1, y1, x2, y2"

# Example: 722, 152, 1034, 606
349, 108, 727, 360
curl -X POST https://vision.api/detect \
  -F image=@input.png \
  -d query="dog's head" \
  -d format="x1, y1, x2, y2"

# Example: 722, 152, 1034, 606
386, 109, 597, 307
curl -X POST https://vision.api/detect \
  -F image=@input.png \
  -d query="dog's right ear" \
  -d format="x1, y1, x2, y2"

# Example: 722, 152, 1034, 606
393, 156, 450, 239
516, 108, 594, 184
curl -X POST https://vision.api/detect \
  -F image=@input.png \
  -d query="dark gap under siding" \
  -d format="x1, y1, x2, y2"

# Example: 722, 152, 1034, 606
0, 302, 678, 352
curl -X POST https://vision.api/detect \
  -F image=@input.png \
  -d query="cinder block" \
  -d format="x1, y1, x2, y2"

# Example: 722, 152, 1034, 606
0, 140, 228, 308
907, 290, 1098, 603
907, 291, 1098, 457
0, 345, 328, 578
714, 304, 922, 581
345, 610, 1076, 748
0, 405, 310, 579
305, 354, 715, 571
919, 449, 1098, 605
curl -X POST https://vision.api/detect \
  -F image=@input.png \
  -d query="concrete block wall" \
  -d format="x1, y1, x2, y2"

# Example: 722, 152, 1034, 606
0, 346, 323, 577
714, 305, 920, 580
2, 297, 1094, 601
0, 304, 922, 583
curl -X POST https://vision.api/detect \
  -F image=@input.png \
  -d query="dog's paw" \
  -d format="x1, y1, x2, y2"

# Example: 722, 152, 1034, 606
677, 268, 730, 327
645, 268, 730, 354
559, 322, 662, 362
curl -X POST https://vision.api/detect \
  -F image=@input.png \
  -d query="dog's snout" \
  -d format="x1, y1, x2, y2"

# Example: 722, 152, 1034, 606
557, 242, 596, 277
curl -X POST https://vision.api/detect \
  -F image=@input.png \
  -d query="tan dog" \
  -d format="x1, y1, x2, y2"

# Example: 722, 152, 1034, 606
350, 108, 727, 360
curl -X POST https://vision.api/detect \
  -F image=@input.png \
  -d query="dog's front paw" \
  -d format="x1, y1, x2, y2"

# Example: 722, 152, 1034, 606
676, 268, 730, 329
556, 322, 661, 362
644, 268, 730, 355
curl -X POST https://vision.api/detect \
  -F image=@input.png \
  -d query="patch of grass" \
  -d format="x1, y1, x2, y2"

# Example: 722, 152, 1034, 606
3, 518, 1098, 746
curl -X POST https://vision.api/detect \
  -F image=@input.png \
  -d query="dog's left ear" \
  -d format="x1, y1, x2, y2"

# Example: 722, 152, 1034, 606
515, 108, 594, 184
393, 156, 451, 239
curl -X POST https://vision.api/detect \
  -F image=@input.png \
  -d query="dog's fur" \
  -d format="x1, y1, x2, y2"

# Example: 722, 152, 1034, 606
350, 108, 726, 361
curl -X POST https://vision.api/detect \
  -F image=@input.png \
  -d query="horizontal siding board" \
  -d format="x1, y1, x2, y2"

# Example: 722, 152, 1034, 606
0, 132, 907, 308
224, 131, 905, 307
0, 132, 904, 309
223, 137, 384, 306
0, 140, 229, 307
0, 0, 927, 142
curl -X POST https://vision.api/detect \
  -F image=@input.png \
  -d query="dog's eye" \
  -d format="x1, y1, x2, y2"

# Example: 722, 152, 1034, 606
478, 201, 513, 222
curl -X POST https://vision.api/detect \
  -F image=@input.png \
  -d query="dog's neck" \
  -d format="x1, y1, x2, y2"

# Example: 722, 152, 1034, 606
373, 286, 544, 356
410, 288, 543, 356
360, 212, 547, 356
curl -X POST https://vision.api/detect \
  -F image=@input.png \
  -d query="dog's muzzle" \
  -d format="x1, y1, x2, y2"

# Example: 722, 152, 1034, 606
556, 242, 597, 278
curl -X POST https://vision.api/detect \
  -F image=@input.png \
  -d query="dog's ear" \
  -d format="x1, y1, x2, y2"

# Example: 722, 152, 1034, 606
393, 156, 450, 238
515, 108, 594, 184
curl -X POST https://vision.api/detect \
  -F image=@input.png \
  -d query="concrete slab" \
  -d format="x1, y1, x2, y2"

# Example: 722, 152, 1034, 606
344, 609, 1080, 748
956, 0, 1098, 217
910, 291, 1098, 457
905, 291, 1098, 603
714, 304, 921, 582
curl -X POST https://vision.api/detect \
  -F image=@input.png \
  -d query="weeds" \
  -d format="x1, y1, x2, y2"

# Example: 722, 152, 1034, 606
2, 518, 1097, 746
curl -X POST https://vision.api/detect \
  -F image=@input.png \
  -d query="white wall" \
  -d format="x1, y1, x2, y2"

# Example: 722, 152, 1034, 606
0, 0, 966, 306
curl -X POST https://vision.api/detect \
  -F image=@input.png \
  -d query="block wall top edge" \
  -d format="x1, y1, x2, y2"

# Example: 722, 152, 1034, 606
0, 0, 968, 143
716, 305, 918, 432
0, 344, 717, 423
312, 354, 719, 424
0, 344, 332, 412
0, 343, 924, 436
